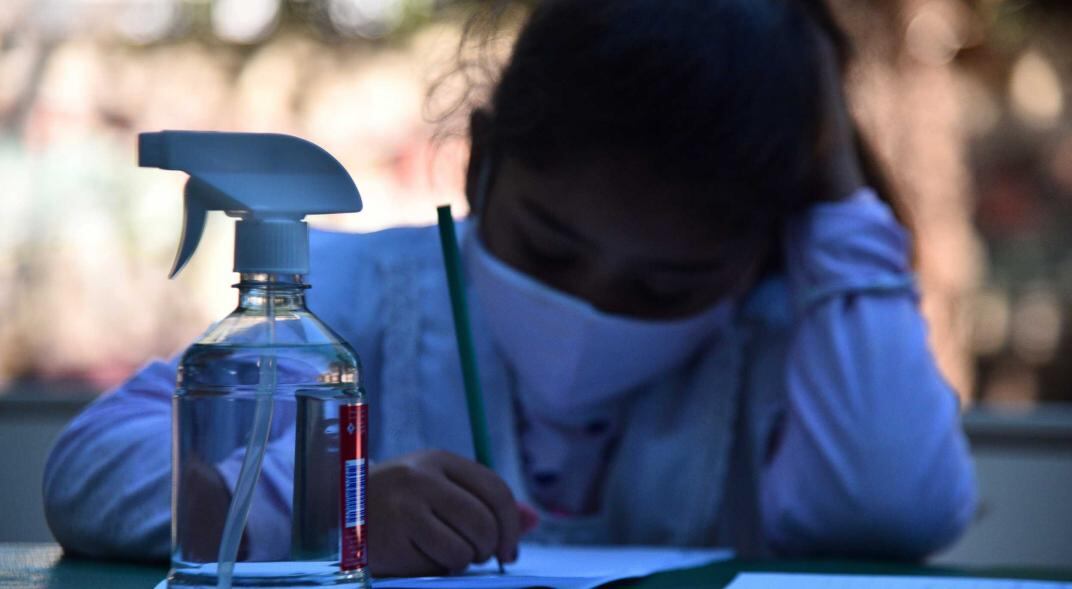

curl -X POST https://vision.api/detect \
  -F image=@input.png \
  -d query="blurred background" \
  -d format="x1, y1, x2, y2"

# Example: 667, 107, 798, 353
1, 0, 1071, 568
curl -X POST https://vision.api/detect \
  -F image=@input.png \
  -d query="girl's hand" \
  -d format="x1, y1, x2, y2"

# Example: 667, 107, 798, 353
807, 33, 866, 203
367, 450, 523, 577
178, 458, 249, 562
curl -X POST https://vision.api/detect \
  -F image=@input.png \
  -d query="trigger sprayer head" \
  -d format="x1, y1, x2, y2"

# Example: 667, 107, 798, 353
137, 131, 361, 278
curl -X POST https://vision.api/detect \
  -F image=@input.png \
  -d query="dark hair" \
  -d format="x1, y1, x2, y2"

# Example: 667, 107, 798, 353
466, 0, 902, 237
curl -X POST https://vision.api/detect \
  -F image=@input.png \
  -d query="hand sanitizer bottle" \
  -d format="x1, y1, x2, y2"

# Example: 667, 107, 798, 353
139, 131, 369, 589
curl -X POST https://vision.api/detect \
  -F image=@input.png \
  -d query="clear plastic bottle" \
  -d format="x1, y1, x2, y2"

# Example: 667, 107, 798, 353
169, 273, 369, 589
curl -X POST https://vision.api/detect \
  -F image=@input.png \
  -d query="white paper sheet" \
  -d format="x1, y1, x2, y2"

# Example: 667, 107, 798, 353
153, 544, 732, 589
725, 573, 1072, 589
373, 543, 733, 589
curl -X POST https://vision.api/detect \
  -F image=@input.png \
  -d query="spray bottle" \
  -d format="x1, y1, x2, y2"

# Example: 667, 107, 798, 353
139, 131, 369, 589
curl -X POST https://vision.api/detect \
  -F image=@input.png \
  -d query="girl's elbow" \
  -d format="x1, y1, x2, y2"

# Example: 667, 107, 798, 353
43, 464, 170, 561
861, 485, 975, 558
42, 428, 171, 561
42, 451, 98, 557
915, 465, 978, 555
764, 463, 977, 559
851, 461, 977, 558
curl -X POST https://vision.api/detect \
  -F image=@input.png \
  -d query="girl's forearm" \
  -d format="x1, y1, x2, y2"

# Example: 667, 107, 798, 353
759, 190, 977, 558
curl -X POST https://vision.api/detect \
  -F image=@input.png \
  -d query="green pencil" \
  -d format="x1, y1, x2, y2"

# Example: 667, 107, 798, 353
436, 205, 504, 574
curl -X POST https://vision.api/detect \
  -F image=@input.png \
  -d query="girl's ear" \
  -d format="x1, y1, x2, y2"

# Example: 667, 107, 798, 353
465, 108, 494, 213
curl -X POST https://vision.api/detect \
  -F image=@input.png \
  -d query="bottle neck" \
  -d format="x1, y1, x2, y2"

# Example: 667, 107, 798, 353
236, 273, 308, 312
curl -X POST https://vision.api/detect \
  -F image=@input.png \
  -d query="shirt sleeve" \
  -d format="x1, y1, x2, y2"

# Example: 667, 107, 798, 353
760, 189, 978, 559
42, 358, 176, 561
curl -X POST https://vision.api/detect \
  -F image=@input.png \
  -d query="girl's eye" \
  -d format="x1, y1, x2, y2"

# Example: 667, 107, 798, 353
517, 219, 580, 263
646, 271, 697, 294
639, 267, 737, 311
637, 274, 695, 306
521, 235, 577, 264
511, 214, 582, 265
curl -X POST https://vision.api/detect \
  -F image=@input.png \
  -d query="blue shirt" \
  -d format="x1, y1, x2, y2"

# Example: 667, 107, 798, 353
42, 190, 977, 561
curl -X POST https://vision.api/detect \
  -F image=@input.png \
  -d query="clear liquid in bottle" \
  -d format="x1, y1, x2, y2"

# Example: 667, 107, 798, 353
168, 280, 369, 589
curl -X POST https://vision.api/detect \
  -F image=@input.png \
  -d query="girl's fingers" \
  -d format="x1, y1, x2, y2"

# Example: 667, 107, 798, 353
394, 539, 445, 578
427, 479, 500, 563
437, 453, 522, 563
410, 506, 478, 574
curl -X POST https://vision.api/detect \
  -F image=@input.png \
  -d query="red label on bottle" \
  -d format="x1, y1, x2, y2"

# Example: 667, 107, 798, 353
339, 403, 367, 571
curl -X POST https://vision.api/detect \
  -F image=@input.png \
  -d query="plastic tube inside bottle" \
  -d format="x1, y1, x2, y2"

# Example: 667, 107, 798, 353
216, 288, 278, 589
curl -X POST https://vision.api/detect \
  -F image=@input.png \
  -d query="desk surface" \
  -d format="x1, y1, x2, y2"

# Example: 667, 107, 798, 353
3, 543, 1071, 589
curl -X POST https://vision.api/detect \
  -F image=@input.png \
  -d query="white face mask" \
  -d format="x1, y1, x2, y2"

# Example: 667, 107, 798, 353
462, 230, 734, 415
